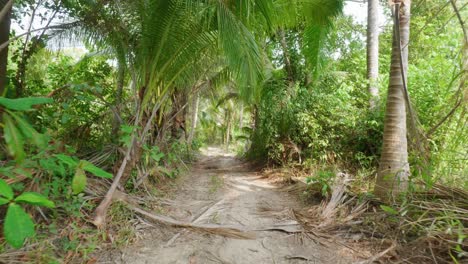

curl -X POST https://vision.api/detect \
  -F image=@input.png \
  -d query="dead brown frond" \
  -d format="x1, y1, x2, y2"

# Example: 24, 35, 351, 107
265, 167, 468, 263
127, 203, 256, 239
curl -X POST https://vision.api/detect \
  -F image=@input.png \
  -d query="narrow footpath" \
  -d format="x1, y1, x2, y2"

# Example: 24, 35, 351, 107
103, 147, 361, 264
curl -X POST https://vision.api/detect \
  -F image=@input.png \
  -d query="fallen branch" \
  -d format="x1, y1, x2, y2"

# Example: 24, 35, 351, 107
126, 203, 256, 239
165, 198, 226, 246
109, 190, 255, 239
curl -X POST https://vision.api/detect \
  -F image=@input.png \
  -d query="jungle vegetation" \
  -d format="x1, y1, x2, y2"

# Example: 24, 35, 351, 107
0, 0, 466, 262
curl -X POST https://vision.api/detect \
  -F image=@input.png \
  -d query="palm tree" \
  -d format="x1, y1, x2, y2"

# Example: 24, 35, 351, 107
375, 1, 411, 201
76, 0, 274, 227
367, 0, 379, 108
58, 0, 346, 227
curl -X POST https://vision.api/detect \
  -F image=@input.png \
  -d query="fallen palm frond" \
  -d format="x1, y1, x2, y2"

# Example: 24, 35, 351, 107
319, 172, 353, 226
255, 220, 304, 233
126, 204, 256, 239
109, 191, 255, 240
313, 181, 467, 263
165, 198, 227, 246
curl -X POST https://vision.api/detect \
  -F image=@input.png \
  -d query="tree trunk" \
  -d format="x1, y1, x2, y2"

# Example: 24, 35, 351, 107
170, 88, 187, 139
111, 64, 125, 139
225, 115, 231, 149
238, 102, 243, 129
367, 0, 380, 108
278, 29, 294, 82
188, 91, 199, 145
375, 2, 411, 201
0, 0, 11, 96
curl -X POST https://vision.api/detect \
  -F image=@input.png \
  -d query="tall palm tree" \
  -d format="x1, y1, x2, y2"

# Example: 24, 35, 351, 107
375, 1, 411, 201
367, 0, 379, 108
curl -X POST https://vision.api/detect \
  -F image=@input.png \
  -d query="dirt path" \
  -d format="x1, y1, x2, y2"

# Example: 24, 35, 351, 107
103, 147, 359, 264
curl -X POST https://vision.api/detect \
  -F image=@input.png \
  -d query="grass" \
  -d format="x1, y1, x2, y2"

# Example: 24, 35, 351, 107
209, 174, 224, 194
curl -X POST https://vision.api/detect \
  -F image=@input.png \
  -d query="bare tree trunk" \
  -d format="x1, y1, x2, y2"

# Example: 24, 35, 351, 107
188, 91, 199, 145
375, 1, 411, 201
0, 0, 11, 96
278, 29, 294, 82
367, 0, 380, 108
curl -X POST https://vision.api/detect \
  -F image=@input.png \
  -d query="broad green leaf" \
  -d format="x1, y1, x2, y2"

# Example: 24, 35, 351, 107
380, 205, 398, 215
3, 113, 26, 163
81, 161, 113, 179
0, 97, 53, 111
72, 168, 87, 194
0, 197, 10, 205
4, 203, 35, 248
55, 154, 78, 167
15, 192, 55, 208
9, 112, 47, 149
0, 179, 14, 200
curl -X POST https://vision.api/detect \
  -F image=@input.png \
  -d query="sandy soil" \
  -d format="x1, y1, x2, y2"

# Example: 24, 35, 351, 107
100, 147, 361, 264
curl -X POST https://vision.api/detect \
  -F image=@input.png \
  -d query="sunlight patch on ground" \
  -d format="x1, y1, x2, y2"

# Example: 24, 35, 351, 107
201, 146, 236, 157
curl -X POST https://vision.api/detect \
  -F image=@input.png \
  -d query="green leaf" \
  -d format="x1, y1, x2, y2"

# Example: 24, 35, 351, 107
72, 168, 87, 194
150, 152, 164, 162
9, 112, 47, 149
0, 197, 10, 205
81, 161, 112, 179
380, 205, 398, 215
13, 168, 33, 178
55, 154, 78, 167
3, 113, 26, 163
0, 97, 53, 111
0, 179, 14, 200
0, 166, 15, 178
15, 192, 55, 208
4, 203, 35, 248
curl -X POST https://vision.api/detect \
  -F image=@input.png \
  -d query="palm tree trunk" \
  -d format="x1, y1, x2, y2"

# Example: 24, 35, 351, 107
188, 91, 199, 145
170, 88, 188, 139
0, 0, 11, 96
375, 2, 411, 201
111, 64, 125, 138
367, 0, 380, 108
225, 116, 231, 149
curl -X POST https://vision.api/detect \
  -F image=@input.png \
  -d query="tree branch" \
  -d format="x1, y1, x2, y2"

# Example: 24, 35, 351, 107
0, 21, 80, 53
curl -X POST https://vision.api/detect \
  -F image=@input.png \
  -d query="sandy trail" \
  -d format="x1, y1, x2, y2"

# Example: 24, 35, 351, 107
104, 147, 357, 264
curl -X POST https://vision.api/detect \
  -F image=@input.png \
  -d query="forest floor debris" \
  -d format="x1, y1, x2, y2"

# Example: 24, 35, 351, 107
261, 165, 467, 263
98, 147, 365, 263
